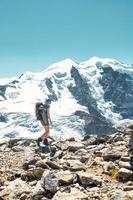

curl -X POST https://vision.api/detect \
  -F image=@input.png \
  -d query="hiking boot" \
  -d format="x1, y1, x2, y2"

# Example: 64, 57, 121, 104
50, 147, 56, 157
36, 137, 42, 147
41, 146, 50, 153
43, 138, 49, 146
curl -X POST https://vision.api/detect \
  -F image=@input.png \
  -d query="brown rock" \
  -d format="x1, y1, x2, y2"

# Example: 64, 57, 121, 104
21, 167, 45, 181
52, 187, 88, 200
103, 152, 121, 161
119, 161, 133, 170
46, 160, 61, 169
77, 171, 102, 187
35, 160, 49, 169
55, 170, 76, 185
67, 142, 85, 152
0, 178, 32, 199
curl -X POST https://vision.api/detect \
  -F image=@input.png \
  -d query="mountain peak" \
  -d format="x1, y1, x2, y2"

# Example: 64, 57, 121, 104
44, 58, 76, 72
82, 56, 118, 66
40, 58, 77, 79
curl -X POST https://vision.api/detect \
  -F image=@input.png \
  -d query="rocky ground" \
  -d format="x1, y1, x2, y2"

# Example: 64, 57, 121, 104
1, 124, 133, 200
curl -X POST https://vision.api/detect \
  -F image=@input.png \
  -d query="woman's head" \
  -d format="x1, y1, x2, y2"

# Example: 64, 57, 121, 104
45, 99, 51, 105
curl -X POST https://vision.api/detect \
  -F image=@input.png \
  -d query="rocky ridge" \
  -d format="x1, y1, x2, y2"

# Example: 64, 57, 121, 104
0, 124, 133, 199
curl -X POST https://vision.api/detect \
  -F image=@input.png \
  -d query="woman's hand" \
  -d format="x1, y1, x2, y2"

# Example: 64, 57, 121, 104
49, 119, 52, 125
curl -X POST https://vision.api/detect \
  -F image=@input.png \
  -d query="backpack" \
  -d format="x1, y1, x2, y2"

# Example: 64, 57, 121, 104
35, 102, 44, 120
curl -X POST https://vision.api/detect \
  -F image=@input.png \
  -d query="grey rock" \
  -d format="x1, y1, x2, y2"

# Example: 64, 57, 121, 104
30, 181, 45, 199
50, 150, 63, 160
12, 146, 24, 152
41, 171, 59, 194
74, 148, 88, 156
110, 189, 125, 200
66, 160, 85, 171
118, 168, 133, 179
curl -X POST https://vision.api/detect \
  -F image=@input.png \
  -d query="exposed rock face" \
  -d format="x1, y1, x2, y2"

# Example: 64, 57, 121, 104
41, 78, 58, 101
68, 66, 115, 135
0, 125, 133, 199
0, 85, 7, 100
75, 110, 115, 136
0, 113, 7, 123
0, 83, 17, 100
99, 66, 133, 119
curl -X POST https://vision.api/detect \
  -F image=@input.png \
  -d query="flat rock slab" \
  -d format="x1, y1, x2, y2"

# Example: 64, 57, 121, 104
119, 161, 133, 170
52, 187, 88, 200
66, 160, 85, 171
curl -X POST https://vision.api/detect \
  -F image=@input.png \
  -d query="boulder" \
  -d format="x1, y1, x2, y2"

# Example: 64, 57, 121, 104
35, 160, 49, 169
52, 187, 88, 200
118, 168, 133, 180
110, 191, 125, 200
12, 146, 24, 152
102, 152, 121, 161
41, 171, 59, 194
74, 148, 88, 156
21, 167, 45, 181
82, 135, 97, 145
77, 172, 102, 187
66, 160, 85, 171
30, 181, 45, 200
46, 160, 61, 169
50, 150, 63, 159
119, 161, 133, 170
0, 178, 31, 199
55, 170, 76, 185
67, 141, 84, 152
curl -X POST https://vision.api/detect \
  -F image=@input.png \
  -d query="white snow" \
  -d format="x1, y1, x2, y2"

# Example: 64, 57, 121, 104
81, 56, 133, 78
0, 77, 17, 85
81, 56, 118, 66
77, 61, 122, 124
0, 56, 133, 140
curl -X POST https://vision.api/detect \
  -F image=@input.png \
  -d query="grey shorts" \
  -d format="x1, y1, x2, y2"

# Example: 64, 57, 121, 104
40, 113, 49, 126
40, 119, 49, 126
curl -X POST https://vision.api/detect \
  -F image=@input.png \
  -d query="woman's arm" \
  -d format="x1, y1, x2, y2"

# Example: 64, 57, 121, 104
47, 108, 52, 124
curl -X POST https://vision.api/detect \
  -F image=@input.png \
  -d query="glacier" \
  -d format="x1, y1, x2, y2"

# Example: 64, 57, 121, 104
0, 57, 133, 140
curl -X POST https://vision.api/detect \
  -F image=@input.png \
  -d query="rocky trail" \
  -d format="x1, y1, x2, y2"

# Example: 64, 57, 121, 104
1, 125, 133, 200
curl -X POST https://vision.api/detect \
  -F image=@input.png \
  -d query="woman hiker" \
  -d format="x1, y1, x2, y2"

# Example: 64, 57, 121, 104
36, 99, 52, 147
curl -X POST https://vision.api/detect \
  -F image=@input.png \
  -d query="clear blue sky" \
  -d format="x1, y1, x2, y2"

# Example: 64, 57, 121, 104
0, 0, 133, 78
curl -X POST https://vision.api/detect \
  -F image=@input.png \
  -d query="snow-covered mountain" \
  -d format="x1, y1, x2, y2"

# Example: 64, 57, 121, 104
0, 57, 133, 140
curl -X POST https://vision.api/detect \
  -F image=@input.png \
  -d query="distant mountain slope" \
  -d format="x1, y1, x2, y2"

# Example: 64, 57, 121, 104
0, 57, 133, 140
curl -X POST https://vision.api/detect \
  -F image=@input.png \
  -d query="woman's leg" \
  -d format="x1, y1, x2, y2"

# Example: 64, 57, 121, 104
41, 125, 49, 141
36, 125, 49, 147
